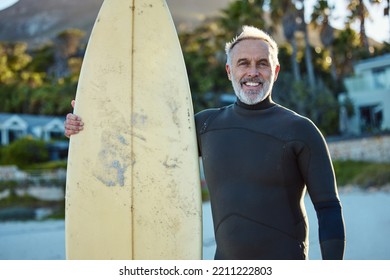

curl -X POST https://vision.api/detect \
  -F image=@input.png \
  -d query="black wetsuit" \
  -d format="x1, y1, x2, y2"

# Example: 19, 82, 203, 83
195, 96, 345, 260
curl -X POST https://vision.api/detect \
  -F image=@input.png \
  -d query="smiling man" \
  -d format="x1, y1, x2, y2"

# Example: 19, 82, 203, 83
64, 25, 345, 260
195, 26, 345, 260
225, 29, 279, 105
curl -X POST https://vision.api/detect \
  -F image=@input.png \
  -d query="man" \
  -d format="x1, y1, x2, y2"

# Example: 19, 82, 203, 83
65, 26, 345, 260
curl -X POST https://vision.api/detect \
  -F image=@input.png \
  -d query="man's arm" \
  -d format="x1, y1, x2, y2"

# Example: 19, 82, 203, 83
296, 118, 346, 260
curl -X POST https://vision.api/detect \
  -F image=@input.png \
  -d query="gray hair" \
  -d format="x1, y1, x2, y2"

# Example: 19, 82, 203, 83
225, 26, 279, 67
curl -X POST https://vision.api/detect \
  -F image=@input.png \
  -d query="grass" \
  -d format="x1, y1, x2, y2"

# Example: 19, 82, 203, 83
333, 160, 390, 189
21, 160, 67, 171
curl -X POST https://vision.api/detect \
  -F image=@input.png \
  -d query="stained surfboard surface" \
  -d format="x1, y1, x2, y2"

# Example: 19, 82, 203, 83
65, 0, 202, 260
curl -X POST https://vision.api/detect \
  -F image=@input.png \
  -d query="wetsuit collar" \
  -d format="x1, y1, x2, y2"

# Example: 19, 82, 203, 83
235, 95, 275, 110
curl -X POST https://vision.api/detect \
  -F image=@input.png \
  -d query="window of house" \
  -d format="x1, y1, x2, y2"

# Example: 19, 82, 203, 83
359, 104, 383, 133
9, 129, 24, 143
49, 124, 64, 140
50, 131, 63, 140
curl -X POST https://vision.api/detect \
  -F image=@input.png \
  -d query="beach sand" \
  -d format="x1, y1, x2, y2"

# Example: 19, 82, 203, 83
1, 189, 389, 260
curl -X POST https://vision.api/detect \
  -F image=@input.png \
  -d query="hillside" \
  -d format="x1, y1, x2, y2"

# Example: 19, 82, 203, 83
0, 0, 103, 46
0, 0, 381, 49
0, 0, 233, 47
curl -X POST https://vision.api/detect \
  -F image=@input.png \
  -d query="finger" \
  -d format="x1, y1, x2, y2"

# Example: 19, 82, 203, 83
66, 113, 81, 121
66, 114, 85, 128
64, 124, 83, 138
64, 127, 74, 138
64, 128, 71, 138
71, 100, 75, 108
64, 121, 84, 131
64, 129, 80, 138
65, 118, 84, 127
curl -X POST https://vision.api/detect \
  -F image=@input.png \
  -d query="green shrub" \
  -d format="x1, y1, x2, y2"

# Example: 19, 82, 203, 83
1, 137, 49, 168
333, 160, 390, 188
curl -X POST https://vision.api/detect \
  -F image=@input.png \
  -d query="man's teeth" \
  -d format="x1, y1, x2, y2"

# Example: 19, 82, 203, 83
245, 82, 260, 86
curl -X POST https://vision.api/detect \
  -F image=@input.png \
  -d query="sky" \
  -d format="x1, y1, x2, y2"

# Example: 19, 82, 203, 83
0, 0, 389, 43
0, 0, 18, 10
305, 0, 390, 44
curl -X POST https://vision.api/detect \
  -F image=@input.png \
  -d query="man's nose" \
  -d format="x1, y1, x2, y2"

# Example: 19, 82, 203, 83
247, 65, 260, 76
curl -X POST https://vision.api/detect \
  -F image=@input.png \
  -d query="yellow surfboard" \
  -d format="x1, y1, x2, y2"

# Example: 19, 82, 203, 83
65, 0, 202, 260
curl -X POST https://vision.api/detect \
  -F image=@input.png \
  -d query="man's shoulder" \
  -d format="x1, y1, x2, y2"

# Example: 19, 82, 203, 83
274, 104, 321, 134
275, 104, 312, 122
195, 106, 233, 134
195, 106, 229, 123
195, 108, 220, 118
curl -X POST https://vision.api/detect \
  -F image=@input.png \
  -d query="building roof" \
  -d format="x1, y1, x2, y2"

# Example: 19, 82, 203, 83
354, 53, 390, 73
0, 113, 65, 126
0, 113, 19, 123
0, 113, 65, 137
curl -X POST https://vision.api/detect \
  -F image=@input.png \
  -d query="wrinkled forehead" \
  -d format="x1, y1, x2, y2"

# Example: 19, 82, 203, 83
230, 38, 273, 62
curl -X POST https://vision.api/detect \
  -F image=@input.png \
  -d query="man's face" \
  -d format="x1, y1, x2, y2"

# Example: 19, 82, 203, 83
226, 39, 280, 105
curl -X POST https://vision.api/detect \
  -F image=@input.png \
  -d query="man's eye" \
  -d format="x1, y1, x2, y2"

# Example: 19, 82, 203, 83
258, 61, 269, 67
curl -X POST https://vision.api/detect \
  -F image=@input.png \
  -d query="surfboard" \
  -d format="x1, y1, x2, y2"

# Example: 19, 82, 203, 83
65, 0, 202, 260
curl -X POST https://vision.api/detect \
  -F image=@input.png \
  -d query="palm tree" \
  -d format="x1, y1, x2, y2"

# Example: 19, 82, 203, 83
296, 0, 316, 89
269, 0, 301, 81
52, 29, 85, 79
332, 26, 360, 78
311, 0, 337, 82
347, 0, 369, 50
347, 0, 382, 51
218, 0, 267, 39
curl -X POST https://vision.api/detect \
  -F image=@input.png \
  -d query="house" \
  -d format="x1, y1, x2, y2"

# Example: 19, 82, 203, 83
0, 114, 27, 145
0, 113, 68, 159
339, 53, 390, 135
0, 113, 65, 145
0, 113, 67, 160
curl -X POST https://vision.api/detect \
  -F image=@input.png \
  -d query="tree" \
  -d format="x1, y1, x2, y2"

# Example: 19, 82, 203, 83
0, 42, 34, 85
346, 0, 382, 51
332, 26, 361, 78
311, 0, 338, 83
0, 29, 84, 116
347, 0, 370, 51
180, 23, 229, 112
268, 0, 341, 133
296, 0, 316, 89
218, 0, 267, 38
0, 42, 46, 113
270, 0, 301, 81
51, 29, 85, 79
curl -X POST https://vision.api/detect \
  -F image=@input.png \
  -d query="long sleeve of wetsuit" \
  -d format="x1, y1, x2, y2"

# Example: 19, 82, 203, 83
314, 200, 345, 259
295, 118, 346, 260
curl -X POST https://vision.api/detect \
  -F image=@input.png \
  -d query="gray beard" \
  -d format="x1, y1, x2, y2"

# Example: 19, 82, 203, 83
231, 78, 272, 105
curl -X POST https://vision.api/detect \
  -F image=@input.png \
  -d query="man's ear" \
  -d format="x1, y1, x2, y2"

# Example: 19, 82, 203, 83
226, 64, 232, 81
274, 64, 281, 82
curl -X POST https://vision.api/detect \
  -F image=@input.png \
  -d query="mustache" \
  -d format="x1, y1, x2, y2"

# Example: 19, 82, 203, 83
240, 77, 265, 84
